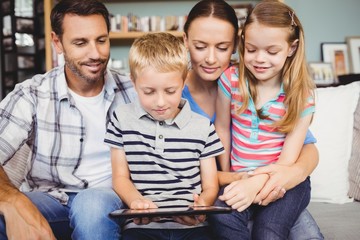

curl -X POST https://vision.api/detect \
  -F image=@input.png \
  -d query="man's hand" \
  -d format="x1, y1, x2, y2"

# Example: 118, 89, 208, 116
1, 191, 55, 240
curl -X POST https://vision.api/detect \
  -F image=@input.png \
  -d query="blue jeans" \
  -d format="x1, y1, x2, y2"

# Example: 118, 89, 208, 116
0, 188, 123, 240
209, 178, 320, 240
122, 227, 211, 240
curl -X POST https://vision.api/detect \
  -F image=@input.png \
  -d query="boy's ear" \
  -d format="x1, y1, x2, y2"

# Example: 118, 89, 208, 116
288, 39, 299, 57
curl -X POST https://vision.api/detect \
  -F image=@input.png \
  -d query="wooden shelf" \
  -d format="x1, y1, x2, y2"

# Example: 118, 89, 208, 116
109, 31, 183, 39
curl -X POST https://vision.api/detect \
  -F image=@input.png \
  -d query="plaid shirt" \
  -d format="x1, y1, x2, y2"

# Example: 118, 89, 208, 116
0, 66, 136, 192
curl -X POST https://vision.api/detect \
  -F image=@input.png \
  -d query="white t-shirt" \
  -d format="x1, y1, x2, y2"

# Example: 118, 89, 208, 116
68, 87, 112, 188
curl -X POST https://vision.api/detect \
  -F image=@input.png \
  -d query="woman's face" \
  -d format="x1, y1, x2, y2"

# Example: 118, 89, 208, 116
184, 17, 236, 82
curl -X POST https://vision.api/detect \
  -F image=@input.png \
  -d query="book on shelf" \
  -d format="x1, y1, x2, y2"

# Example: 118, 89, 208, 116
109, 13, 186, 33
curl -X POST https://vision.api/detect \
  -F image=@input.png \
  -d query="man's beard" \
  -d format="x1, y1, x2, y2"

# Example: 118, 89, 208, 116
64, 55, 108, 84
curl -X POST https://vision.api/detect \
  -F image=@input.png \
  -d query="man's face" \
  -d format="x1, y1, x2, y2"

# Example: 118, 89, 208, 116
53, 14, 110, 87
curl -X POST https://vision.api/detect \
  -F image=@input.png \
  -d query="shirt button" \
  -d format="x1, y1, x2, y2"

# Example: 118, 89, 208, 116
159, 135, 163, 139
80, 138, 84, 142
159, 121, 164, 126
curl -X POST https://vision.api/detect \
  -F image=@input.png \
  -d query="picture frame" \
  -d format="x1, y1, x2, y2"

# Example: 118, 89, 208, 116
321, 42, 350, 76
308, 62, 336, 86
231, 4, 253, 29
346, 36, 360, 74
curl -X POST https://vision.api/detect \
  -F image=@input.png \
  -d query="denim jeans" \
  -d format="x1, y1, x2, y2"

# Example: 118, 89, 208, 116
0, 188, 123, 240
122, 227, 212, 240
209, 178, 320, 240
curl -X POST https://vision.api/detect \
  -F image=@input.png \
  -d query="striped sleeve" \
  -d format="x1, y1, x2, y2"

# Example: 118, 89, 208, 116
218, 67, 233, 99
301, 94, 316, 117
104, 108, 124, 148
199, 122, 224, 159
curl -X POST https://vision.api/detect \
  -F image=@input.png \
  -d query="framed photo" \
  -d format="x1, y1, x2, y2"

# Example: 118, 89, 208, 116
346, 36, 360, 74
231, 4, 253, 29
308, 62, 336, 86
321, 42, 350, 76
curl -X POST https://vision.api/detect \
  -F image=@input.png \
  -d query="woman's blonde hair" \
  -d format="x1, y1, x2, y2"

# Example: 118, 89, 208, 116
129, 32, 188, 81
238, 0, 315, 133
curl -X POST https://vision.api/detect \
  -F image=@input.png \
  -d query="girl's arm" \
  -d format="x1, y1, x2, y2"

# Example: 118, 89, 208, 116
277, 114, 313, 166
111, 147, 156, 209
219, 174, 269, 212
214, 86, 232, 171
251, 113, 316, 205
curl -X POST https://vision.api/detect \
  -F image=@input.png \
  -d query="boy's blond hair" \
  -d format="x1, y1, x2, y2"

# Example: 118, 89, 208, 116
129, 32, 188, 81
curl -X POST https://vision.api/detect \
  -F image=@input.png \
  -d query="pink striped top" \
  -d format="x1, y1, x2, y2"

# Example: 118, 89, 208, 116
218, 65, 315, 172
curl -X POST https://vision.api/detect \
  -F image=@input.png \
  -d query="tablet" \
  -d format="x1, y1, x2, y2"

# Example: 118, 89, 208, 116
109, 206, 232, 218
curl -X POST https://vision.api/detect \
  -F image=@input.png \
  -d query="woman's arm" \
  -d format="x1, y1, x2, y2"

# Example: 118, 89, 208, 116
252, 143, 319, 206
214, 86, 232, 171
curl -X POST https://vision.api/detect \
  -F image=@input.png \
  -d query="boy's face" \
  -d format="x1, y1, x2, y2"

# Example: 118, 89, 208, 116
133, 68, 184, 121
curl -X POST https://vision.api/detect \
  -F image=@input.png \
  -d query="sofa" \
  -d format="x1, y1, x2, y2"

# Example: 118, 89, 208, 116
3, 82, 360, 239
307, 81, 360, 239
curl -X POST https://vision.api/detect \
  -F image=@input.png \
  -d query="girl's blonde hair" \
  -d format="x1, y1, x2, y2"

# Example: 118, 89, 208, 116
238, 0, 315, 133
129, 32, 188, 81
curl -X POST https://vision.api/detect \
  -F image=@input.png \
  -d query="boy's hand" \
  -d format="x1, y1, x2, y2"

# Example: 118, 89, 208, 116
130, 199, 159, 225
172, 193, 206, 226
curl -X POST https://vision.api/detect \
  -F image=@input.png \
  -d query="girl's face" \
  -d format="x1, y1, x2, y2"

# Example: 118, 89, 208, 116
244, 22, 295, 84
184, 17, 236, 82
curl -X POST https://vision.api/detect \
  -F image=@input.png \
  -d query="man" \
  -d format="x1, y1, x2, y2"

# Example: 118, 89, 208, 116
0, 0, 135, 239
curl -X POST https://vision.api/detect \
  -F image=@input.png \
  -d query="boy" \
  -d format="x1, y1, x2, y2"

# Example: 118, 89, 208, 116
104, 32, 224, 240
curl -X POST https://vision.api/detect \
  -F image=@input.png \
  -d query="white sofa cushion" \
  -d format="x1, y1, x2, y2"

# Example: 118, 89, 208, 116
348, 87, 360, 201
3, 144, 30, 188
310, 82, 360, 204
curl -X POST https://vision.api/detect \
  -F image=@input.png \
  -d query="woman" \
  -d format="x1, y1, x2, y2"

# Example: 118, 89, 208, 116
182, 0, 323, 238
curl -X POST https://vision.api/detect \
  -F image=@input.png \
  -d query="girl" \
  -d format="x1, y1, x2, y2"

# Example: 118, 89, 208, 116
212, 1, 316, 239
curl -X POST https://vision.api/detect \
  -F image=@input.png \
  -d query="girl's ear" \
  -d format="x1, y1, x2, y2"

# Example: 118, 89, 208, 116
288, 39, 299, 57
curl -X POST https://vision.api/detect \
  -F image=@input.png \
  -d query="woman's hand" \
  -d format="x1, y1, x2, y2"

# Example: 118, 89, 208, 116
250, 164, 296, 206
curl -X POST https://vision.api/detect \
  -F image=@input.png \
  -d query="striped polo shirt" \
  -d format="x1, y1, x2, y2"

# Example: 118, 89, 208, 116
219, 65, 315, 172
104, 99, 224, 230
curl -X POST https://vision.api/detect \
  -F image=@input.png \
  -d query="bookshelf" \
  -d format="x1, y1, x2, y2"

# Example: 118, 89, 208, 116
0, 0, 45, 98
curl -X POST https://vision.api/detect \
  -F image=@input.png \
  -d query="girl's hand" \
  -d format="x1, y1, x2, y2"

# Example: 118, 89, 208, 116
219, 178, 259, 212
130, 199, 159, 225
173, 193, 206, 226
250, 164, 289, 205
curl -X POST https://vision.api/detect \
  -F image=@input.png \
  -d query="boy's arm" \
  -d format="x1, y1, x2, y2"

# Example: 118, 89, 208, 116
214, 87, 232, 171
111, 148, 156, 209
197, 157, 219, 206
